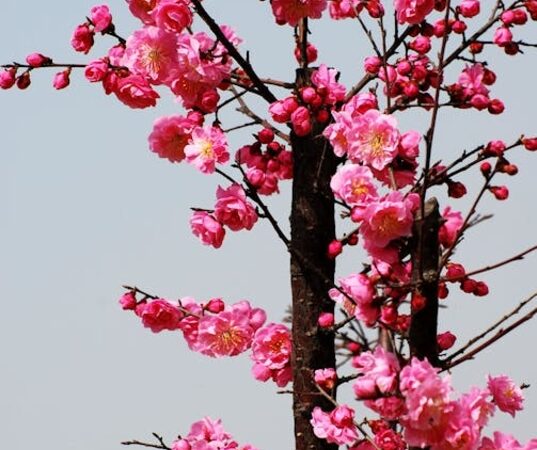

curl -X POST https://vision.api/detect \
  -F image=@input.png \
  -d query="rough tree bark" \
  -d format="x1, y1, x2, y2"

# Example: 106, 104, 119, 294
409, 197, 441, 366
290, 68, 339, 450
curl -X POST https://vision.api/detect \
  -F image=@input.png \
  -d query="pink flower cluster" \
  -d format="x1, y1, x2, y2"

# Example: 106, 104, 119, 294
190, 183, 258, 248
120, 291, 266, 358
61, 2, 243, 111
251, 323, 292, 387
325, 103, 420, 188
399, 358, 525, 450
269, 64, 346, 137
447, 64, 504, 114
171, 417, 258, 450
236, 130, 293, 196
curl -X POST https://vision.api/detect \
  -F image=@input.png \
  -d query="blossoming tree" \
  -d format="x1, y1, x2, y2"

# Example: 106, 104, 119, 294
4, 1, 537, 450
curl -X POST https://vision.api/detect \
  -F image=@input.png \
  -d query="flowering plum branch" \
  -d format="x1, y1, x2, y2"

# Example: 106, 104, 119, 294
5, 0, 537, 449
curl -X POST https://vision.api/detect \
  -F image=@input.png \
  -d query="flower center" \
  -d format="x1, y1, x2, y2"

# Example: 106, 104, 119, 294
200, 140, 214, 158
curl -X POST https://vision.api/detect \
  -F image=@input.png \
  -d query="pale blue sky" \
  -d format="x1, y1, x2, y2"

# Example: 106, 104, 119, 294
2, 1, 537, 449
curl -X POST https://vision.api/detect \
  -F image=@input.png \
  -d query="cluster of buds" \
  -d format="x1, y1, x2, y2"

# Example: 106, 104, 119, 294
235, 128, 293, 195
269, 64, 346, 137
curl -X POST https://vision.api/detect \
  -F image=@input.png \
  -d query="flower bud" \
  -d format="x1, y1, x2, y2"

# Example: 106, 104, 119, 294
522, 137, 537, 151
119, 292, 137, 310
205, 298, 225, 313
489, 185, 509, 200
437, 331, 457, 350
447, 180, 467, 198
318, 312, 335, 328
0, 68, 17, 89
26, 52, 52, 67
16, 71, 31, 90
327, 240, 343, 259
257, 128, 274, 144
53, 69, 71, 90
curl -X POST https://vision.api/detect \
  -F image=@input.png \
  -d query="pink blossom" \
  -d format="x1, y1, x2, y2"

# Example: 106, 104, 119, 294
487, 375, 524, 417
190, 211, 225, 248
330, 164, 378, 207
323, 111, 353, 157
458, 64, 490, 97
251, 323, 292, 386
52, 70, 70, 90
314, 368, 337, 390
214, 184, 258, 231
271, 0, 328, 26
127, 0, 157, 24
197, 301, 264, 357
148, 114, 196, 163
122, 26, 179, 85
352, 347, 400, 399
439, 207, 463, 247
360, 192, 419, 249
348, 109, 400, 170
136, 298, 183, 332
395, 0, 435, 24
329, 273, 377, 325
184, 126, 229, 174
85, 58, 109, 82
151, 0, 192, 33
71, 23, 94, 54
90, 4, 113, 32
114, 74, 159, 109
311, 405, 359, 445
311, 64, 346, 105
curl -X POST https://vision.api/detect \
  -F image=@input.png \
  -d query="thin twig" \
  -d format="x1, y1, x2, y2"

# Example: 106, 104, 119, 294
190, 0, 277, 103
445, 291, 537, 362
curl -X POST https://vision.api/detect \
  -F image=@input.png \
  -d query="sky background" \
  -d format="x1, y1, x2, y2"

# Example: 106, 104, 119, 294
2, 1, 537, 449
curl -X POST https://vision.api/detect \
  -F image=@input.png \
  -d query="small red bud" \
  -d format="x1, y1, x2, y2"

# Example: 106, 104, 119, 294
480, 161, 492, 176
257, 128, 274, 144
318, 312, 335, 328
327, 240, 343, 259
411, 292, 427, 312
461, 278, 477, 293
437, 331, 457, 351
447, 181, 467, 198
522, 137, 537, 151
489, 185, 509, 200
473, 281, 490, 297
16, 71, 31, 89
205, 298, 225, 313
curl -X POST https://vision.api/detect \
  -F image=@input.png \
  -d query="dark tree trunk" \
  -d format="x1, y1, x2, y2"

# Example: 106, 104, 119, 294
290, 68, 339, 450
409, 197, 441, 366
